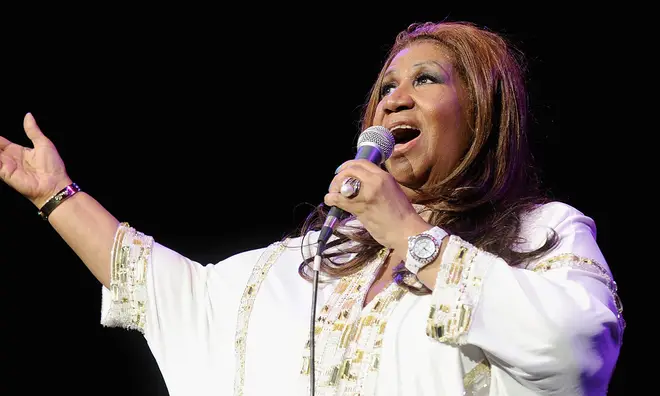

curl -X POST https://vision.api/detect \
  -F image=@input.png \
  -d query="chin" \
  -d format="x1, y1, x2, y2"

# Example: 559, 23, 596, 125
387, 161, 426, 189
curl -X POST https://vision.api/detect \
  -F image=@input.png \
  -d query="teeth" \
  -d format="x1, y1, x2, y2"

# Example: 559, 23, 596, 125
390, 124, 417, 131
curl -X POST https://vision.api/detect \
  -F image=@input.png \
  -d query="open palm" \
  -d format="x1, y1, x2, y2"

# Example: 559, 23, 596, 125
0, 113, 70, 206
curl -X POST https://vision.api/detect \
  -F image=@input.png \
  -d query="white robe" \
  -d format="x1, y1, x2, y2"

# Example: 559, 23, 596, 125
100, 201, 624, 396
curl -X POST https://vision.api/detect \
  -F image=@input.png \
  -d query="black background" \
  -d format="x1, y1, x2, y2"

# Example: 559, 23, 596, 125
0, 6, 645, 395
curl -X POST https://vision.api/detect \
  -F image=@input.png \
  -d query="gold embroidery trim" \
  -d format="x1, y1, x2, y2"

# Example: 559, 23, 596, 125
300, 248, 408, 395
427, 237, 483, 346
103, 222, 152, 332
233, 240, 288, 396
463, 358, 491, 391
531, 253, 625, 333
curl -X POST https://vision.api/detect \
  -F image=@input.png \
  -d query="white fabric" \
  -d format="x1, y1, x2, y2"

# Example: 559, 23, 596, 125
100, 201, 623, 396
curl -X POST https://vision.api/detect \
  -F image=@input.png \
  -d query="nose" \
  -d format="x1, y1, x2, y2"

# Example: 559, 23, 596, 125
383, 84, 414, 114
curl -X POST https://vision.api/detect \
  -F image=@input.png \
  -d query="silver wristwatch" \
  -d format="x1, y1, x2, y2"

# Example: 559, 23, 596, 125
405, 226, 448, 275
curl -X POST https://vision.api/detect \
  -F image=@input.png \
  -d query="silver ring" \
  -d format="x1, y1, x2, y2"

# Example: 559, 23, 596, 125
340, 177, 361, 198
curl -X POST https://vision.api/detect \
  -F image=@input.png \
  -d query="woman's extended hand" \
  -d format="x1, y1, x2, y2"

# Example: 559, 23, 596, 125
0, 113, 72, 208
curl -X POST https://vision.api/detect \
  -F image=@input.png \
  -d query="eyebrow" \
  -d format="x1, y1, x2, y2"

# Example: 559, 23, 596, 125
383, 60, 450, 79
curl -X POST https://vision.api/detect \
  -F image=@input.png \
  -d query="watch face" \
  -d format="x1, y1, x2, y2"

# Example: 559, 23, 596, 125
412, 236, 437, 259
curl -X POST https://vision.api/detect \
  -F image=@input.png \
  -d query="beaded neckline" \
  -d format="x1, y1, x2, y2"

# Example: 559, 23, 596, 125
300, 248, 408, 395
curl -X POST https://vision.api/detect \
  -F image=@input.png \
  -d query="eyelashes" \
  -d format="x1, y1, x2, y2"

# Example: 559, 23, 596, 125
379, 72, 445, 98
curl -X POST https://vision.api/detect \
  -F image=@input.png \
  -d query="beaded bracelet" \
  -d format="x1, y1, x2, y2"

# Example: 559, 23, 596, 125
37, 182, 81, 220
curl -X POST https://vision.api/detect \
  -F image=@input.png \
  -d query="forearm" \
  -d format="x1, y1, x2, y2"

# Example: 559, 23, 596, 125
40, 181, 119, 289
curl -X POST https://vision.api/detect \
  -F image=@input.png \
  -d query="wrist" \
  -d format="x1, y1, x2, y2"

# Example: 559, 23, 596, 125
31, 176, 75, 209
36, 181, 81, 221
395, 217, 434, 253
415, 235, 449, 290
404, 225, 449, 277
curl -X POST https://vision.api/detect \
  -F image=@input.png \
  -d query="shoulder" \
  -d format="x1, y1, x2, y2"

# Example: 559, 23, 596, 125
516, 201, 598, 254
523, 201, 593, 227
522, 200, 595, 234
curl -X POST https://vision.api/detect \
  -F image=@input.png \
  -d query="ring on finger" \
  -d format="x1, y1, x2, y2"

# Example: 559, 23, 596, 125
340, 177, 361, 198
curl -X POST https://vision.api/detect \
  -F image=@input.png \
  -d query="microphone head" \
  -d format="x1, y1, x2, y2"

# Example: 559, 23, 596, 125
357, 126, 395, 164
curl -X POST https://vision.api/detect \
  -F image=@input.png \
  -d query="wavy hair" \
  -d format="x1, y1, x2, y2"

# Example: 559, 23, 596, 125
297, 21, 557, 294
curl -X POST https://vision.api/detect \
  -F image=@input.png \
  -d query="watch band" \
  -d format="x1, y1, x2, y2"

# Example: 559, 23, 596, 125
404, 226, 448, 275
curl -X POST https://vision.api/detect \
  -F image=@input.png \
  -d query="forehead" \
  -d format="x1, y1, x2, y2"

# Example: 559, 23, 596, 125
386, 41, 453, 72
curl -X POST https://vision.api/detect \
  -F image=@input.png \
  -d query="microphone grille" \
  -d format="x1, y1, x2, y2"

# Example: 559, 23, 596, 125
357, 126, 395, 161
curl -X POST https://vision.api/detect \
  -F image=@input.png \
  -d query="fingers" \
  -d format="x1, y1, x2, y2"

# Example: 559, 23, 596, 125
328, 164, 374, 195
23, 112, 49, 145
334, 159, 382, 176
325, 159, 392, 211
0, 135, 13, 151
325, 164, 383, 211
0, 135, 15, 173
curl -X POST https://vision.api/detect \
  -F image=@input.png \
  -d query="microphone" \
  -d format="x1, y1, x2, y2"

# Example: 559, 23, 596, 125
315, 125, 395, 256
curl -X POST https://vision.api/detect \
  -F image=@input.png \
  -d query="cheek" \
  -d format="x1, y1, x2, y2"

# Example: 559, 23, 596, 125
431, 99, 467, 140
431, 99, 463, 126
373, 103, 386, 125
425, 105, 468, 164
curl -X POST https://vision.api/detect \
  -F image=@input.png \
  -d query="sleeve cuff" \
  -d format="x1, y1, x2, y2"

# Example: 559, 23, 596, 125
100, 222, 153, 333
426, 235, 491, 346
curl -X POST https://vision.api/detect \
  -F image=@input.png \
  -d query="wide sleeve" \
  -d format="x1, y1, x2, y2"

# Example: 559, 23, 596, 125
99, 222, 266, 360
98, 222, 293, 395
99, 222, 218, 336
425, 202, 624, 394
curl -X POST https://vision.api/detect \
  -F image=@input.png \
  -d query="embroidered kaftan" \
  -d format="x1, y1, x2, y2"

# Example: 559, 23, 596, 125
100, 201, 624, 395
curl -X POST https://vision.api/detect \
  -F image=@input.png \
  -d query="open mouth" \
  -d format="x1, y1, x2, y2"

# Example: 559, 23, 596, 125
392, 127, 421, 146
